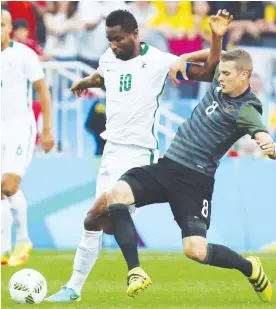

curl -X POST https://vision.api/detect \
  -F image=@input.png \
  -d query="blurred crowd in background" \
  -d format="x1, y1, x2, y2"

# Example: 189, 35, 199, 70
2, 1, 276, 156
2, 1, 276, 61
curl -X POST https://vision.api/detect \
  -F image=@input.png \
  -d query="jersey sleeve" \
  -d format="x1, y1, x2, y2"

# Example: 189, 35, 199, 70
236, 103, 268, 138
24, 47, 45, 83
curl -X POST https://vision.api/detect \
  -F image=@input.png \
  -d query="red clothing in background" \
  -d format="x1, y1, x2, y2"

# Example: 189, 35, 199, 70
32, 100, 41, 145
35, 1, 46, 8
8, 1, 36, 40
168, 36, 203, 56
21, 38, 44, 56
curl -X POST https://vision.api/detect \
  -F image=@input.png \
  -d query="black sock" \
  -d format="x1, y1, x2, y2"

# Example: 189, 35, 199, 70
108, 203, 140, 271
203, 243, 252, 277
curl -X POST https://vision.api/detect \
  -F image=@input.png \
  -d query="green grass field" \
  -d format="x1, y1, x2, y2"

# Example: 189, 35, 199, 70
2, 250, 276, 309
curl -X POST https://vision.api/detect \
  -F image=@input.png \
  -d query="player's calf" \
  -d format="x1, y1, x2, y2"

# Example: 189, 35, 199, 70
106, 181, 138, 271
106, 181, 152, 296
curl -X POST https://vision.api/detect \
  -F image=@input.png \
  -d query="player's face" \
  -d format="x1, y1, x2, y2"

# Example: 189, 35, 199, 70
1, 15, 12, 45
218, 61, 247, 95
106, 26, 138, 60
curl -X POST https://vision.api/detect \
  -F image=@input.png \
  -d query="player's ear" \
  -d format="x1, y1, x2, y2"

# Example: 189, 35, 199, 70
240, 71, 248, 81
133, 28, 138, 39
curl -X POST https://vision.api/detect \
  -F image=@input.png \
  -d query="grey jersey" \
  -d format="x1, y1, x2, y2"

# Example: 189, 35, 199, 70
165, 70, 268, 177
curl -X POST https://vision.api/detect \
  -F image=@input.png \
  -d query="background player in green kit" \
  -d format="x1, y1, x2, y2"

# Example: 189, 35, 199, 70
83, 23, 274, 304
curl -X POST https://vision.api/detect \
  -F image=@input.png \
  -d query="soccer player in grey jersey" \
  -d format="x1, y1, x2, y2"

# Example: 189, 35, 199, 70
166, 50, 270, 177
96, 48, 274, 301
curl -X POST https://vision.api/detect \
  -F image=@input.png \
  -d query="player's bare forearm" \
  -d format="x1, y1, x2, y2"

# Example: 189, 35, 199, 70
205, 33, 223, 70
254, 132, 276, 160
79, 72, 104, 89
71, 72, 104, 98
178, 49, 211, 64
186, 34, 223, 82
187, 63, 214, 82
181, 47, 225, 67
33, 79, 52, 131
192, 33, 223, 82
202, 9, 233, 78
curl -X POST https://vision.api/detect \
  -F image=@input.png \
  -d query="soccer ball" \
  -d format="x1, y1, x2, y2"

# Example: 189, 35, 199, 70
9, 269, 47, 304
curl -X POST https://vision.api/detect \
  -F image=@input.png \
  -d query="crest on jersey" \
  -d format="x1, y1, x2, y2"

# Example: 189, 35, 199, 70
224, 104, 235, 113
142, 62, 147, 68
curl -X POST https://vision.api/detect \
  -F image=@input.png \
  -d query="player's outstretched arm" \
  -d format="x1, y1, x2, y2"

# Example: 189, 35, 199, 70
205, 9, 233, 71
254, 132, 276, 160
71, 72, 104, 98
169, 49, 218, 84
169, 9, 232, 84
190, 9, 233, 81
33, 79, 55, 153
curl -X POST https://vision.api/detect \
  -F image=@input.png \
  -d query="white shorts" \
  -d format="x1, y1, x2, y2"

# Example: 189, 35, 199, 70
96, 141, 159, 197
1, 120, 36, 178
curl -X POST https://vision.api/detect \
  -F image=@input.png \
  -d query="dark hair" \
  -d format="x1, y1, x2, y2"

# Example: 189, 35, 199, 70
221, 49, 253, 78
13, 18, 29, 30
67, 1, 78, 19
106, 9, 138, 33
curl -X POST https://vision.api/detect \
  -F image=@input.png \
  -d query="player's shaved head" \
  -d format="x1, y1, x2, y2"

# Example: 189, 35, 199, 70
1, 9, 12, 49
1, 9, 12, 25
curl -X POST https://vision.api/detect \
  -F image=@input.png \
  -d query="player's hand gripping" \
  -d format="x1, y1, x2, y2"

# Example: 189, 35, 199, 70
71, 80, 89, 98
256, 140, 276, 157
169, 57, 189, 85
209, 9, 233, 38
40, 129, 55, 153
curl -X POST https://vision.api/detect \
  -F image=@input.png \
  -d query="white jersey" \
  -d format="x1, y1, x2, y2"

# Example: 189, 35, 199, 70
97, 43, 178, 149
1, 41, 45, 123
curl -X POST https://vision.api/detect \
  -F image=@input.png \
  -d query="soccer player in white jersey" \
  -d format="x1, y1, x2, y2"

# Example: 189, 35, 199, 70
46, 9, 226, 302
1, 10, 55, 266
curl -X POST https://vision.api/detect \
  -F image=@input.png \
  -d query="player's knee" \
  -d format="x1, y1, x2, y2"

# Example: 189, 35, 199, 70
183, 239, 207, 262
84, 213, 96, 231
84, 209, 107, 231
84, 196, 107, 231
1, 180, 19, 197
106, 181, 134, 206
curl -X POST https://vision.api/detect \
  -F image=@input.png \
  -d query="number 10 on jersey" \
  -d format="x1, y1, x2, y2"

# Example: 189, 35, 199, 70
120, 74, 132, 92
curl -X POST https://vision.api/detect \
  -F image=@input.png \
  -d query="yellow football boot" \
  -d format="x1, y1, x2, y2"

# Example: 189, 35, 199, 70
127, 267, 152, 297
8, 240, 32, 267
247, 256, 272, 302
